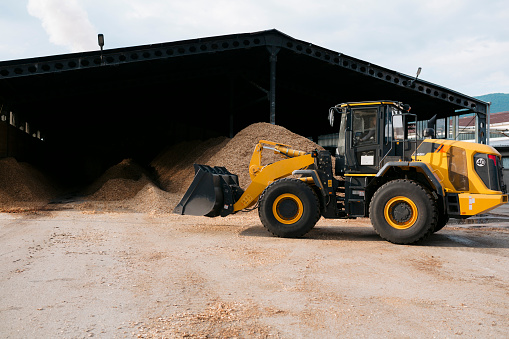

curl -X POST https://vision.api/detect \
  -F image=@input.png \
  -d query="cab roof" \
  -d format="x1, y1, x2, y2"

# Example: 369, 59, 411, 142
338, 101, 407, 110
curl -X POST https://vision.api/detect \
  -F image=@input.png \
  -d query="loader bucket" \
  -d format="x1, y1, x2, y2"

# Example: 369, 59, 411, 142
173, 164, 243, 217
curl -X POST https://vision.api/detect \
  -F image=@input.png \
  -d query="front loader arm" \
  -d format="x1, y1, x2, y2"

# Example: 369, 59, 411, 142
234, 141, 314, 211
173, 140, 314, 217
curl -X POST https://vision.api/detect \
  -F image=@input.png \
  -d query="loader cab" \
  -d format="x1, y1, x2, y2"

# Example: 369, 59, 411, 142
329, 101, 416, 176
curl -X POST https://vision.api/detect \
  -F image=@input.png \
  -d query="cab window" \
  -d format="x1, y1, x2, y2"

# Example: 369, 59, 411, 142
393, 113, 405, 140
352, 108, 377, 145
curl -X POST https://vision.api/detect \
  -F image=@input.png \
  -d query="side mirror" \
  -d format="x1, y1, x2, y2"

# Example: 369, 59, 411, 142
423, 128, 435, 138
427, 114, 437, 129
328, 108, 335, 127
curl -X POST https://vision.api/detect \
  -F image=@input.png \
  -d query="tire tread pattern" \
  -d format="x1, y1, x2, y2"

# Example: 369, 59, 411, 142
369, 179, 438, 244
258, 178, 320, 238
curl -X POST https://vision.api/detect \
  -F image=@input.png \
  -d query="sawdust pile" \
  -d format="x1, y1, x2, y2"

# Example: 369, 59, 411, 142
204, 122, 323, 189
79, 158, 180, 214
151, 137, 229, 193
1, 122, 324, 213
0, 157, 60, 210
152, 122, 322, 192
78, 179, 181, 214
82, 122, 322, 213
84, 159, 150, 200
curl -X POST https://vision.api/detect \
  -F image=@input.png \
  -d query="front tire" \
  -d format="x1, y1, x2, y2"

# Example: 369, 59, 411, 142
369, 179, 437, 244
258, 178, 320, 238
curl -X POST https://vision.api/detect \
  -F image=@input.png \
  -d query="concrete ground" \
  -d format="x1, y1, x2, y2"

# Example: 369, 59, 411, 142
490, 203, 509, 217
1, 207, 508, 338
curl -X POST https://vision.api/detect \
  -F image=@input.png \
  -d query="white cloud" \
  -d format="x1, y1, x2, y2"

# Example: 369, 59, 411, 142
303, 0, 509, 95
437, 38, 509, 95
27, 0, 97, 53
118, 0, 270, 40
1, 0, 506, 95
370, 36, 509, 95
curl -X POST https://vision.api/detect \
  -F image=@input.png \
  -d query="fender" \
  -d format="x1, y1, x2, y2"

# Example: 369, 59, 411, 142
374, 161, 445, 209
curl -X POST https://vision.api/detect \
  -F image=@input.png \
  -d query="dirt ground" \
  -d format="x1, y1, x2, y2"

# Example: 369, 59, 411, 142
1, 205, 509, 338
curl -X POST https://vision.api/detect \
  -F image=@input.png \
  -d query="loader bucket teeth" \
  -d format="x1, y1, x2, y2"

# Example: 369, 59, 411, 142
173, 164, 243, 217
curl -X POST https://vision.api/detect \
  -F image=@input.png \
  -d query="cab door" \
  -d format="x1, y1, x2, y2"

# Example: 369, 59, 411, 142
350, 106, 382, 173
388, 110, 418, 162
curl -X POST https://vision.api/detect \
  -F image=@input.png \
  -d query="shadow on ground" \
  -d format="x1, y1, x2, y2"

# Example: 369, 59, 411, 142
240, 223, 509, 249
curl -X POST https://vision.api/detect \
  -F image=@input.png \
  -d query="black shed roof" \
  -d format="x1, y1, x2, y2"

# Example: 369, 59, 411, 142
0, 29, 489, 176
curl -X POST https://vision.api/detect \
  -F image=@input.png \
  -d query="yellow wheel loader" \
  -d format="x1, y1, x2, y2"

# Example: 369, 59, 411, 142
174, 101, 508, 244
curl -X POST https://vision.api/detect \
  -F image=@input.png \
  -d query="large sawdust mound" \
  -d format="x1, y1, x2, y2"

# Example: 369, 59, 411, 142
0, 157, 59, 210
151, 137, 229, 193
84, 158, 149, 199
79, 178, 180, 214
81, 158, 179, 214
205, 122, 323, 189
152, 123, 322, 193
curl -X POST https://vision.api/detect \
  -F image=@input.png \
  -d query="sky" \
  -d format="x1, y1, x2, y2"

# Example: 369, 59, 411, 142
0, 0, 508, 97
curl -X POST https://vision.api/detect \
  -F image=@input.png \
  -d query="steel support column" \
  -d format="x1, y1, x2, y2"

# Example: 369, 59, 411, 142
268, 46, 280, 125
486, 104, 491, 145
476, 111, 488, 144
452, 115, 459, 140
229, 76, 234, 138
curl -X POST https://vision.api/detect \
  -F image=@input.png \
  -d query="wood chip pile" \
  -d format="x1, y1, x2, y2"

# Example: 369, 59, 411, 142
1, 122, 324, 213
151, 137, 229, 193
151, 122, 323, 193
78, 158, 181, 214
201, 122, 323, 189
84, 159, 151, 200
0, 157, 60, 210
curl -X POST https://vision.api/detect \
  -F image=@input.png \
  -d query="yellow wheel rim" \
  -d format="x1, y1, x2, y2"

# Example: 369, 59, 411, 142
273, 193, 304, 224
384, 196, 418, 229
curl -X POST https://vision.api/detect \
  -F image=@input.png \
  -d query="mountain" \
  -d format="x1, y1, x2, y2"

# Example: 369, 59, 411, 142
474, 93, 509, 113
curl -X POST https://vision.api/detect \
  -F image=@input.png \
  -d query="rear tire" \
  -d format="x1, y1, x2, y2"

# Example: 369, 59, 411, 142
258, 178, 320, 238
434, 213, 449, 233
369, 179, 437, 244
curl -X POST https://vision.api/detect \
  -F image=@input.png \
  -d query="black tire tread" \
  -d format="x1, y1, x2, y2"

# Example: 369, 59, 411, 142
369, 179, 438, 244
258, 178, 321, 238
434, 213, 449, 233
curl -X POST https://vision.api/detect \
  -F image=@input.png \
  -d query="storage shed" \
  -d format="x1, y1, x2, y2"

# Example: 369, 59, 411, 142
0, 29, 489, 184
